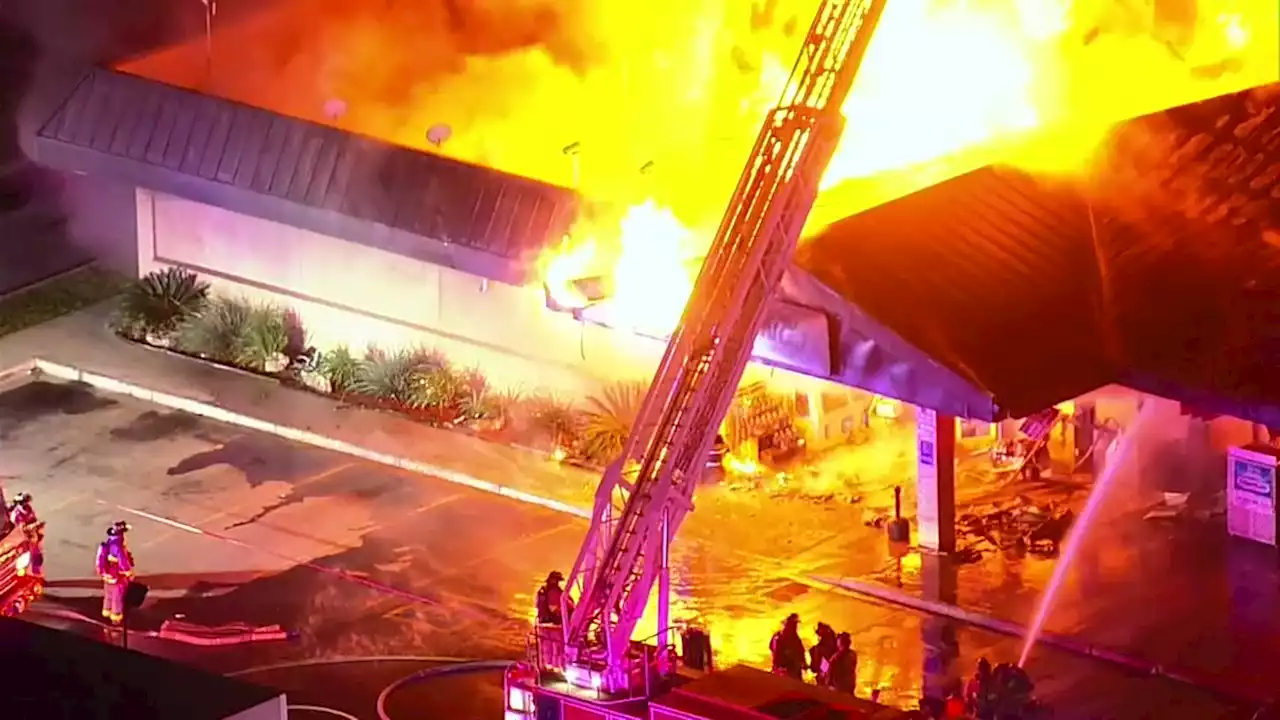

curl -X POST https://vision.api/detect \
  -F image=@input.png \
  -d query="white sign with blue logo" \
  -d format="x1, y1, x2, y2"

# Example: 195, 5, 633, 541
1226, 446, 1278, 547
1233, 457, 1275, 508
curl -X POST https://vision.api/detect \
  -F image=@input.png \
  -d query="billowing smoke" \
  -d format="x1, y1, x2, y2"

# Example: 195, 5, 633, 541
121, 0, 1278, 235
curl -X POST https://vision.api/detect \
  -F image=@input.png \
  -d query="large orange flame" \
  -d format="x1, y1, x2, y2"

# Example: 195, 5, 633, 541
538, 0, 1275, 336
122, 0, 1278, 339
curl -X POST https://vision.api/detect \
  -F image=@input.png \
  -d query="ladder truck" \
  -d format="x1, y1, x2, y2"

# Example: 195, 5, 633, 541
506, 0, 887, 716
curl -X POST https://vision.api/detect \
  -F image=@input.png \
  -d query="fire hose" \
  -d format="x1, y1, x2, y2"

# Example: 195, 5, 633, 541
227, 656, 505, 720
155, 619, 292, 646
30, 605, 293, 646
375, 660, 515, 720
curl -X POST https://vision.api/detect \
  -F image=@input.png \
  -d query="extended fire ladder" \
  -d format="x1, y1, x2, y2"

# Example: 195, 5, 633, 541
559, 0, 887, 695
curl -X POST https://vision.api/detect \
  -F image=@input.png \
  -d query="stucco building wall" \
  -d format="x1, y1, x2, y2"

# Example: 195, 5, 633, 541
134, 189, 799, 400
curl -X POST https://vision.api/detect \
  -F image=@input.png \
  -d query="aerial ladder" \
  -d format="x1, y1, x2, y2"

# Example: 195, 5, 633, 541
511, 0, 887, 710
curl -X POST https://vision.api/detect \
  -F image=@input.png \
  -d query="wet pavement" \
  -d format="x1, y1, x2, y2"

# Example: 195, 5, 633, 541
0, 375, 1266, 718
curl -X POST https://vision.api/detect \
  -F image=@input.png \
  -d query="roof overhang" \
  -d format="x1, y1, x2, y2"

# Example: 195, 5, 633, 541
800, 83, 1280, 425
32, 69, 581, 287
542, 265, 997, 420
34, 69, 999, 417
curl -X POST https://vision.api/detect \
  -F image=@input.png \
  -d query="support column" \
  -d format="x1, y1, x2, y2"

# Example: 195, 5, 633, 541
1072, 402, 1097, 476
921, 554, 959, 704
916, 407, 957, 554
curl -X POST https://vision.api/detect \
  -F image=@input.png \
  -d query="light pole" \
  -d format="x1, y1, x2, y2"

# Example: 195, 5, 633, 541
563, 141, 582, 187
201, 0, 216, 80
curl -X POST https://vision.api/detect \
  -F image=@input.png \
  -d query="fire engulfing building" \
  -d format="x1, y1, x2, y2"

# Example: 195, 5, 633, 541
31, 68, 991, 418
31, 66, 1280, 555
32, 69, 1280, 432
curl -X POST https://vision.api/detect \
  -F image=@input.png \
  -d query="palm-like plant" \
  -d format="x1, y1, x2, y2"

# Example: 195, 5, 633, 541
579, 380, 647, 464
237, 304, 289, 371
176, 296, 252, 363
113, 267, 209, 339
525, 394, 583, 449
319, 345, 361, 395
455, 387, 502, 423
408, 365, 465, 410
354, 348, 429, 404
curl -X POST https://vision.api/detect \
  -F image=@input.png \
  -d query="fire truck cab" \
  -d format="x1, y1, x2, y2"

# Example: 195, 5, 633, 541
0, 517, 45, 616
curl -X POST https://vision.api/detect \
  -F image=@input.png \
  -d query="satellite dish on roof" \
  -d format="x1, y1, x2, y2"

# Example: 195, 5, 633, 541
323, 98, 347, 121
427, 124, 453, 148
639, 160, 655, 175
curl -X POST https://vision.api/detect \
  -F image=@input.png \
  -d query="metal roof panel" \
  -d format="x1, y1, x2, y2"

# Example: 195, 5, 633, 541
35, 68, 582, 284
801, 83, 1280, 423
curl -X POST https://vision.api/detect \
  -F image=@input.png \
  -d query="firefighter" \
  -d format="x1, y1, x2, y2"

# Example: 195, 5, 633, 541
535, 571, 571, 625
809, 622, 838, 682
966, 656, 994, 717
824, 632, 857, 694
770, 613, 806, 680
8, 492, 36, 527
8, 492, 43, 577
96, 521, 135, 625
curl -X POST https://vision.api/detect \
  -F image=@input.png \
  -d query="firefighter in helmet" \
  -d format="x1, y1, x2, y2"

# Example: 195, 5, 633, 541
535, 571, 572, 625
8, 492, 36, 527
770, 613, 807, 680
96, 521, 135, 624
8, 492, 43, 577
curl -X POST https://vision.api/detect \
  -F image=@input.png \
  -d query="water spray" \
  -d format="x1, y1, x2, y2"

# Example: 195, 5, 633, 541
1018, 405, 1154, 667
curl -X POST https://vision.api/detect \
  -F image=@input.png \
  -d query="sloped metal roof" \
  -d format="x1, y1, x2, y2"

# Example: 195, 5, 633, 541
33, 68, 581, 285
801, 84, 1280, 425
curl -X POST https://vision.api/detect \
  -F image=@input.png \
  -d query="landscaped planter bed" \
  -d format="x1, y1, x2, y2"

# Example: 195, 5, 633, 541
111, 267, 638, 469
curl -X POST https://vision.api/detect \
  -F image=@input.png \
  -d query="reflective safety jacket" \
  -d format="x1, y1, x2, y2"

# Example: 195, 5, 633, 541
95, 539, 134, 582
8, 503, 35, 526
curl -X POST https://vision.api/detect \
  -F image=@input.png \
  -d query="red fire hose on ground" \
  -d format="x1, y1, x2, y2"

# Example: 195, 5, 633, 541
155, 619, 292, 646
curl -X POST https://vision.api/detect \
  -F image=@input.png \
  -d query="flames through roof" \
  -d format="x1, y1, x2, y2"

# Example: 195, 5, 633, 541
800, 83, 1280, 425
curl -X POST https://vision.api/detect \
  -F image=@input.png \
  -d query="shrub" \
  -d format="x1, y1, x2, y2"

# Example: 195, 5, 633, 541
237, 304, 289, 371
525, 394, 583, 449
282, 308, 308, 358
579, 380, 647, 464
113, 267, 209, 339
492, 388, 525, 424
354, 347, 435, 404
406, 365, 460, 410
176, 296, 253, 363
455, 387, 502, 423
318, 345, 361, 395
449, 370, 506, 424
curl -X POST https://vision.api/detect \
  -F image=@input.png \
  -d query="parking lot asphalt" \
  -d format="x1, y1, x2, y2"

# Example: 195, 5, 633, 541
0, 378, 1252, 718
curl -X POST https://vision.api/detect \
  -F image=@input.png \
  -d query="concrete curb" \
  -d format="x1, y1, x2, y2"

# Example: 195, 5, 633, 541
31, 359, 592, 521
0, 360, 35, 386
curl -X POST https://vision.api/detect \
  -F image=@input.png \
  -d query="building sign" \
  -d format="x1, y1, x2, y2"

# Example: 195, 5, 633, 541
919, 440, 936, 467
916, 407, 940, 549
1226, 446, 1278, 547
1232, 454, 1276, 510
